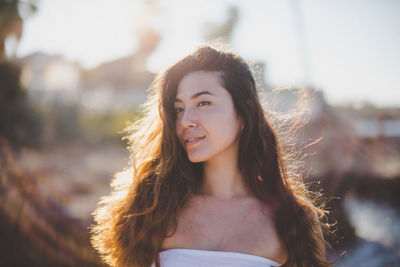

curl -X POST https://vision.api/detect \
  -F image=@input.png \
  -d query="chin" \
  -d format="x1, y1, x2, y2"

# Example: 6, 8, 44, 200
187, 157, 206, 163
187, 153, 208, 163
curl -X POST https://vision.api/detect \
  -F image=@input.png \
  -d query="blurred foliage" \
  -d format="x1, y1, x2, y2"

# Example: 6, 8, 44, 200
31, 100, 81, 142
78, 109, 142, 143
0, 61, 43, 147
0, 0, 37, 59
0, 58, 142, 146
0, 0, 42, 147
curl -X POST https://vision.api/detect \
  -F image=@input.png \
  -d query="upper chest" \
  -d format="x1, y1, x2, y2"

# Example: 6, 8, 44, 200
161, 196, 287, 262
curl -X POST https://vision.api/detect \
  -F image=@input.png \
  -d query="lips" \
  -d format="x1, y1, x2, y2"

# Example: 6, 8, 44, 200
184, 136, 205, 147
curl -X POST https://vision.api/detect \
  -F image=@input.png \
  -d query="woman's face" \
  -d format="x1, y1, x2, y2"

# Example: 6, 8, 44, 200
174, 71, 242, 163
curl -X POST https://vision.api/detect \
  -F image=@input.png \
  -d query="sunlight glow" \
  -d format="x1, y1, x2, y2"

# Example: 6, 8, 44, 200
16, 0, 400, 107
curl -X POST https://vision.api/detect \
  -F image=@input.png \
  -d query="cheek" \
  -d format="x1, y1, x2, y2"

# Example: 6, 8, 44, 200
208, 112, 240, 143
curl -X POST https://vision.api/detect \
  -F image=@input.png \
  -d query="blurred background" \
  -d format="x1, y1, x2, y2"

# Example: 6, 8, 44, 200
1, 0, 399, 266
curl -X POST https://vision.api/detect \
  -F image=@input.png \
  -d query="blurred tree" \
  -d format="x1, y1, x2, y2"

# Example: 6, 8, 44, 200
0, 0, 42, 147
0, 62, 43, 147
203, 5, 239, 43
0, 0, 37, 60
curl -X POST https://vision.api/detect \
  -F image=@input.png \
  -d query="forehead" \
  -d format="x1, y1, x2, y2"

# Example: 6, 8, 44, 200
176, 71, 225, 98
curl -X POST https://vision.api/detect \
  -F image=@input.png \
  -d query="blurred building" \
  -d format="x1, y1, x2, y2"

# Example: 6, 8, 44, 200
17, 52, 81, 105
80, 27, 160, 113
265, 85, 400, 179
14, 28, 161, 114
80, 53, 154, 113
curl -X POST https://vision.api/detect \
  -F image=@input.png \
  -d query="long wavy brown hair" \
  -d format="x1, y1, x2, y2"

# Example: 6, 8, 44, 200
90, 43, 333, 267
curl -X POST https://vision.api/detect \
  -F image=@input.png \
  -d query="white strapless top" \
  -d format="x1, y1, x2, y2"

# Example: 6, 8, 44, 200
151, 248, 282, 267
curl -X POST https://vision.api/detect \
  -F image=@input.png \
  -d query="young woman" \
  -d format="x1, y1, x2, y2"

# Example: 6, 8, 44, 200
91, 44, 332, 267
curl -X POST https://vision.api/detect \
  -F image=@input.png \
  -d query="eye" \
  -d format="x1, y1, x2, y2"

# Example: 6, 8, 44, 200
175, 107, 184, 114
198, 101, 211, 107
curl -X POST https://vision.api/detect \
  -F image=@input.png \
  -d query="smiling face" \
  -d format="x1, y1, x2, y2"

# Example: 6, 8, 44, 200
174, 71, 242, 163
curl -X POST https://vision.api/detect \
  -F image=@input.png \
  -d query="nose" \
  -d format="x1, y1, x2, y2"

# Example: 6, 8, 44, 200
180, 107, 198, 128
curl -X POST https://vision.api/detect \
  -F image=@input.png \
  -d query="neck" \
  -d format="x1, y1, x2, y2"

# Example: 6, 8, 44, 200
199, 147, 251, 199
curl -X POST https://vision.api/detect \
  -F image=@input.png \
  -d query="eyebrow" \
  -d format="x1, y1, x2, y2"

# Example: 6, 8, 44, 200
174, 90, 214, 102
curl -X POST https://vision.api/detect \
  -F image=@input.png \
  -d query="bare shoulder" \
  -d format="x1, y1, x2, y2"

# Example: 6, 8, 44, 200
250, 199, 288, 263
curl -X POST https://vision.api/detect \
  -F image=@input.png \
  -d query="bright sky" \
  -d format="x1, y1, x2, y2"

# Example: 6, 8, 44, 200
16, 0, 400, 107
